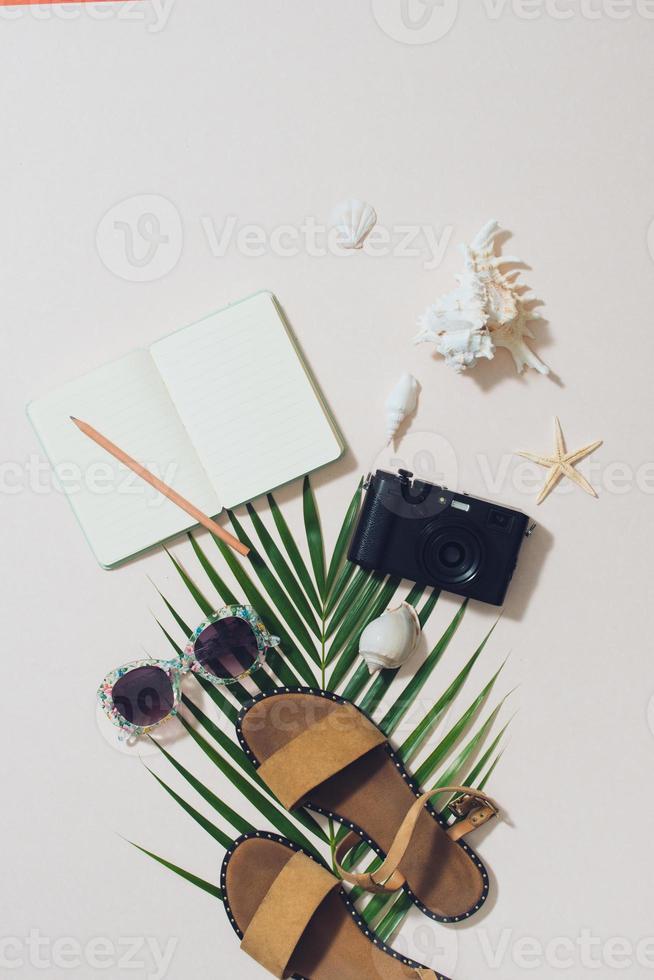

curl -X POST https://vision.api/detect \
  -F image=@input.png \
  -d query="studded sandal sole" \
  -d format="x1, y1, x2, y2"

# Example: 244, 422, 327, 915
236, 687, 499, 924
221, 831, 449, 980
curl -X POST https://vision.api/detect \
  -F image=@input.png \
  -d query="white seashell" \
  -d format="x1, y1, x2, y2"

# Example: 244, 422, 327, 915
330, 199, 378, 250
385, 373, 419, 444
359, 602, 421, 675
414, 220, 549, 375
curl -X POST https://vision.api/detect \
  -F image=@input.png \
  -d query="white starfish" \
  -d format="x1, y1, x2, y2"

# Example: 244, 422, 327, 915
517, 417, 602, 505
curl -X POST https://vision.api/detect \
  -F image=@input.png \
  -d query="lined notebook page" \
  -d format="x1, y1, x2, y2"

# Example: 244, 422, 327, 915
28, 351, 220, 567
150, 292, 342, 507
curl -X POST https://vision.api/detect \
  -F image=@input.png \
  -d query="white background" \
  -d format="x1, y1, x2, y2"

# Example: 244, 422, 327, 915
2, 2, 654, 978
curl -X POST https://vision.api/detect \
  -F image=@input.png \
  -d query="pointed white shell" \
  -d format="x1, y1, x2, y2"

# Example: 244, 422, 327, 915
414, 220, 549, 375
385, 373, 419, 443
331, 199, 377, 250
359, 602, 421, 674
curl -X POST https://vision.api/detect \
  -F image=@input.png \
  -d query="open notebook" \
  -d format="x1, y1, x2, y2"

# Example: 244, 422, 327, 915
28, 292, 343, 568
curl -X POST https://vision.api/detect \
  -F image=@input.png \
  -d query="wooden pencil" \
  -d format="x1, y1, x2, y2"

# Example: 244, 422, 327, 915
70, 416, 250, 558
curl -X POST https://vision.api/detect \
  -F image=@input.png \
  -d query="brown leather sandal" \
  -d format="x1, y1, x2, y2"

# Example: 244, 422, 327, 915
236, 688, 499, 924
221, 831, 450, 980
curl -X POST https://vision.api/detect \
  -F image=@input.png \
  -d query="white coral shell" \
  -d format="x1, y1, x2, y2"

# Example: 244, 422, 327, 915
359, 602, 421, 675
385, 373, 419, 444
331, 199, 377, 249
414, 219, 549, 375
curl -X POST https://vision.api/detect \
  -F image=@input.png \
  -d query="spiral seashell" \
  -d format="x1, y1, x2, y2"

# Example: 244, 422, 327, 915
385, 373, 419, 444
414, 220, 549, 375
359, 602, 421, 675
330, 199, 378, 250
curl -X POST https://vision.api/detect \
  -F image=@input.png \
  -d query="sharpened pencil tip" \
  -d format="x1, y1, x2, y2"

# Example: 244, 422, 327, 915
70, 416, 79, 422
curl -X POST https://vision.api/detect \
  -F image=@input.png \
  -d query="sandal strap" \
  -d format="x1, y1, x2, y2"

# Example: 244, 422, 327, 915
240, 851, 339, 978
257, 703, 387, 810
335, 785, 499, 894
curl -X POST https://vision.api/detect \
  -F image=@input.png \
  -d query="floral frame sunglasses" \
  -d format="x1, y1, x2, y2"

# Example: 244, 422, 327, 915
97, 605, 280, 739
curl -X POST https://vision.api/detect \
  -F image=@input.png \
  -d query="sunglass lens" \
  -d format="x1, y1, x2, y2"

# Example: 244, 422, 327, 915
111, 666, 175, 727
194, 617, 259, 680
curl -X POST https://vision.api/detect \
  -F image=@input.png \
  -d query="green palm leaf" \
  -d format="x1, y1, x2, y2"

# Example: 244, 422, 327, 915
356, 589, 440, 715
324, 560, 357, 618
439, 723, 510, 822
181, 694, 261, 782
129, 842, 223, 901
180, 696, 328, 843
165, 548, 214, 617
325, 567, 371, 637
151, 582, 193, 636
246, 502, 321, 635
413, 665, 506, 786
187, 533, 238, 604
378, 601, 468, 736
325, 572, 384, 659
325, 479, 362, 598
398, 621, 498, 763
135, 475, 513, 935
176, 717, 322, 857
303, 475, 326, 599
146, 767, 233, 848
152, 738, 255, 836
432, 700, 507, 789
227, 510, 322, 666
267, 492, 322, 614
340, 585, 426, 703
210, 532, 317, 684
374, 893, 413, 944
477, 750, 504, 789
327, 576, 402, 689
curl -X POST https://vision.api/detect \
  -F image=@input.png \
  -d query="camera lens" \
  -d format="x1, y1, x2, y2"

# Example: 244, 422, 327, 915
420, 525, 482, 585
439, 542, 465, 568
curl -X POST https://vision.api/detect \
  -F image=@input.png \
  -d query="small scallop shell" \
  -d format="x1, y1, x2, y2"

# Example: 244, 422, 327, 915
331, 199, 378, 250
359, 602, 421, 675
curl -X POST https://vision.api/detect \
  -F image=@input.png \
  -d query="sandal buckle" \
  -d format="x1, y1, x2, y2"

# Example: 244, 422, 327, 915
450, 794, 479, 818
451, 794, 500, 823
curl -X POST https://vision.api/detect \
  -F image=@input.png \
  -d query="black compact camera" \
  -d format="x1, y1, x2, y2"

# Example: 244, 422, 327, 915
348, 469, 531, 606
